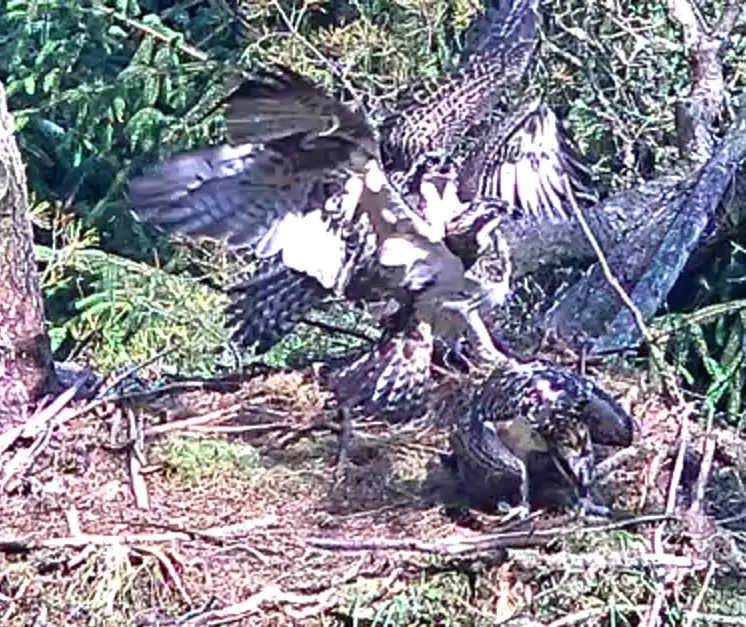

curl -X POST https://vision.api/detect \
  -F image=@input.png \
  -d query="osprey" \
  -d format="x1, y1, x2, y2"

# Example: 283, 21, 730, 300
225, 5, 600, 360
226, 0, 545, 358
127, 67, 515, 391
447, 361, 636, 517
128, 0, 599, 421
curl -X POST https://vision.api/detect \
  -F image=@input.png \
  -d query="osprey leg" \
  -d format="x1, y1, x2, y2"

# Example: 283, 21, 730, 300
333, 406, 354, 484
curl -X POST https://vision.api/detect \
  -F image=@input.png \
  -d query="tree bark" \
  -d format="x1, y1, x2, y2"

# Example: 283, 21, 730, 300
0, 80, 57, 428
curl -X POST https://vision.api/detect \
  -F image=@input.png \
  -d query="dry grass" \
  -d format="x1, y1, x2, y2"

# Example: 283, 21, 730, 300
2, 368, 746, 626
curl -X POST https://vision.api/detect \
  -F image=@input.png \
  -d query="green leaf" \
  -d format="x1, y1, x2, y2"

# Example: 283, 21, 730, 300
112, 96, 127, 122
142, 73, 160, 107
153, 47, 175, 69
12, 112, 30, 131
23, 74, 36, 95
125, 107, 169, 152
131, 34, 155, 65
100, 122, 114, 152
108, 25, 128, 39
42, 69, 60, 93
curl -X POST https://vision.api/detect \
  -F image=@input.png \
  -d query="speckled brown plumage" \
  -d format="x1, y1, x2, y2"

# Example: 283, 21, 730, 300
379, 0, 539, 171
448, 361, 635, 514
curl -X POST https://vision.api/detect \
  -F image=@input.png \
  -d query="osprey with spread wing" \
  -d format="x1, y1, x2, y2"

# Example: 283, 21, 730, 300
127, 66, 509, 389
225, 0, 545, 359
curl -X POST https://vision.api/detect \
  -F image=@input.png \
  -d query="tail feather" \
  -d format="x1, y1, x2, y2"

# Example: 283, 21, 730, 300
328, 319, 433, 422
226, 256, 327, 354
582, 382, 636, 447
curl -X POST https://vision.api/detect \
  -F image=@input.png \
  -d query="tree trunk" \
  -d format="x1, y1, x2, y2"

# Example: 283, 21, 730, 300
0, 80, 57, 428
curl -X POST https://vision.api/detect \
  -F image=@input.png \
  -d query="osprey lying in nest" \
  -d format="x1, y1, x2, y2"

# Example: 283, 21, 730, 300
443, 361, 636, 517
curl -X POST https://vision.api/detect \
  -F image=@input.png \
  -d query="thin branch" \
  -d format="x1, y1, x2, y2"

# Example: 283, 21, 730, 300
308, 514, 674, 556
563, 174, 683, 404
0, 516, 278, 554
127, 407, 150, 509
300, 317, 378, 345
690, 436, 717, 516
268, 0, 365, 110
143, 404, 242, 437
95, 345, 176, 399
548, 605, 649, 627
666, 415, 690, 515
684, 561, 717, 627
91, 6, 208, 61
0, 377, 83, 455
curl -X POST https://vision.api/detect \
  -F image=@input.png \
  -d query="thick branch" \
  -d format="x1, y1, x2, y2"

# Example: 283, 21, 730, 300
0, 81, 57, 427
545, 94, 746, 353
503, 176, 685, 280
667, 0, 743, 161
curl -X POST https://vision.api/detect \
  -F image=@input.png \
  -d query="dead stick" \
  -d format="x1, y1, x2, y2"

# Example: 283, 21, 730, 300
307, 514, 673, 555
0, 379, 82, 456
563, 174, 682, 403
144, 405, 242, 436
0, 515, 279, 554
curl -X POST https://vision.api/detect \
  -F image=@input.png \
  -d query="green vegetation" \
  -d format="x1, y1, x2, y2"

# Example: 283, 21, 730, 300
157, 436, 262, 485
1, 2, 746, 624
2, 0, 745, 423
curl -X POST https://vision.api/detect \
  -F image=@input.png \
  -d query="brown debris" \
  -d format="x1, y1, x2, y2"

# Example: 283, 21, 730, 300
0, 368, 744, 626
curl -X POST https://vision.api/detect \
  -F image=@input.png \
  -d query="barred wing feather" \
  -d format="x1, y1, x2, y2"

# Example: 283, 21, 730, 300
379, 0, 539, 171
459, 100, 598, 222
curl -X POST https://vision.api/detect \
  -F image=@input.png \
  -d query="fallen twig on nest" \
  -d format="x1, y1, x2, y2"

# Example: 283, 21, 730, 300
512, 550, 708, 573
0, 515, 279, 554
179, 550, 373, 625
0, 379, 82, 457
127, 407, 150, 509
644, 404, 692, 627
181, 584, 338, 625
0, 376, 94, 491
134, 545, 193, 605
307, 514, 672, 556
547, 605, 649, 627
143, 405, 243, 437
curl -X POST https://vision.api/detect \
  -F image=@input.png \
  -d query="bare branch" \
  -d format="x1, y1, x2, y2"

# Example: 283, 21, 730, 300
562, 174, 683, 403
716, 0, 744, 36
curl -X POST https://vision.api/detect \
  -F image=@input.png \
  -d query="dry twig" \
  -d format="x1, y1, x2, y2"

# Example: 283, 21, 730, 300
563, 174, 682, 403
644, 407, 692, 627
0, 515, 278, 555
127, 407, 150, 509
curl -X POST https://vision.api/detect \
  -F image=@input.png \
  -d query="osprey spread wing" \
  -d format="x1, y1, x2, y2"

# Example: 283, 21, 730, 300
457, 99, 599, 223
222, 0, 544, 359
127, 66, 509, 411
128, 66, 383, 293
378, 0, 539, 172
